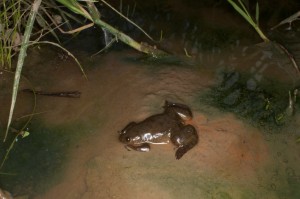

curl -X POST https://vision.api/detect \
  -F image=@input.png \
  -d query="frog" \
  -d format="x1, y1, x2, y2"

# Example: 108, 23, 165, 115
119, 101, 199, 159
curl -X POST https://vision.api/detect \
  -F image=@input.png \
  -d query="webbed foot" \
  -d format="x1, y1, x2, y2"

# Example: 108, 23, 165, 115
172, 124, 199, 159
175, 146, 190, 159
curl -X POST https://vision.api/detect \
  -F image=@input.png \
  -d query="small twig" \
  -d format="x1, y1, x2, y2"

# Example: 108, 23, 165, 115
271, 11, 300, 30
22, 89, 81, 98
91, 37, 117, 57
28, 40, 88, 79
15, 111, 49, 120
273, 42, 300, 74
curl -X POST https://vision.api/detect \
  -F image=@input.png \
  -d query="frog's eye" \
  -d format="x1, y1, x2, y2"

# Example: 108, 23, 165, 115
125, 137, 131, 142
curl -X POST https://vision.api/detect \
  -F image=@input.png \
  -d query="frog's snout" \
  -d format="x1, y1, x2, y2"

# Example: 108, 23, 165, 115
119, 134, 131, 144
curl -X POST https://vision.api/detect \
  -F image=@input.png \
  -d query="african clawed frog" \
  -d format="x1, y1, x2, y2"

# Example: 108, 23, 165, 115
119, 101, 198, 159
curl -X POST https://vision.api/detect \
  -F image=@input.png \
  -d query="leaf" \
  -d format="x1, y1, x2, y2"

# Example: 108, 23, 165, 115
56, 0, 81, 15
255, 2, 259, 24
56, 0, 92, 21
227, 0, 255, 26
22, 131, 30, 138
237, 0, 250, 17
4, 0, 42, 142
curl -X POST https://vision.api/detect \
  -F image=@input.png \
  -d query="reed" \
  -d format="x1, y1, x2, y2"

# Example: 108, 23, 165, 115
0, 0, 22, 69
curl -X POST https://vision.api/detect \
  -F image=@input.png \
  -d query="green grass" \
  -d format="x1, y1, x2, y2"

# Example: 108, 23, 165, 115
227, 0, 270, 43
0, 0, 22, 69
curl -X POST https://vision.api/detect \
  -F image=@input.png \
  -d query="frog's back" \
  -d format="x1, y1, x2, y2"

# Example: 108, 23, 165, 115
125, 113, 180, 144
136, 113, 180, 132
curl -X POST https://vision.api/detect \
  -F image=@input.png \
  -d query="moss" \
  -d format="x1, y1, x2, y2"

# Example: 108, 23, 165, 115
198, 70, 296, 129
0, 119, 88, 196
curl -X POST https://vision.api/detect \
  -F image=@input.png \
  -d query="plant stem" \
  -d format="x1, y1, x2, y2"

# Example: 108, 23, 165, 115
4, 0, 42, 142
253, 24, 270, 43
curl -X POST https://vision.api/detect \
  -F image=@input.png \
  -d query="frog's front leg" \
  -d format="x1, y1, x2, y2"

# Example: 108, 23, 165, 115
125, 143, 150, 152
171, 124, 198, 159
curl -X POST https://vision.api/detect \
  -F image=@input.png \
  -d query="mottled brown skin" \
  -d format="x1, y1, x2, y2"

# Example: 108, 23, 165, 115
119, 101, 199, 159
170, 124, 198, 159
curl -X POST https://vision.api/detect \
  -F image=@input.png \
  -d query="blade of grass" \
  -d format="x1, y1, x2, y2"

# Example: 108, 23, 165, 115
101, 0, 154, 41
131, 2, 136, 18
30, 40, 87, 78
227, 0, 269, 42
227, 0, 254, 27
237, 0, 251, 17
4, 0, 42, 142
56, 0, 92, 20
36, 13, 61, 43
255, 2, 259, 24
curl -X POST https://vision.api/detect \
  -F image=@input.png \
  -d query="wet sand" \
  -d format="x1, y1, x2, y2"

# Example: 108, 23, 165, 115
18, 51, 273, 199
1, 43, 299, 198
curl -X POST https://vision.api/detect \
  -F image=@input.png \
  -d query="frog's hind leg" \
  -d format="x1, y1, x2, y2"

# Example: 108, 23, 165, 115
175, 142, 197, 160
171, 125, 198, 159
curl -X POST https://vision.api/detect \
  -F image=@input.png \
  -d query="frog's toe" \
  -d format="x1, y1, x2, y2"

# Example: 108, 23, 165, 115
175, 147, 186, 159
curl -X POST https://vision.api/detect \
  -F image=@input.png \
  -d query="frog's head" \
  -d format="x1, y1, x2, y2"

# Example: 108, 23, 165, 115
118, 128, 142, 145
